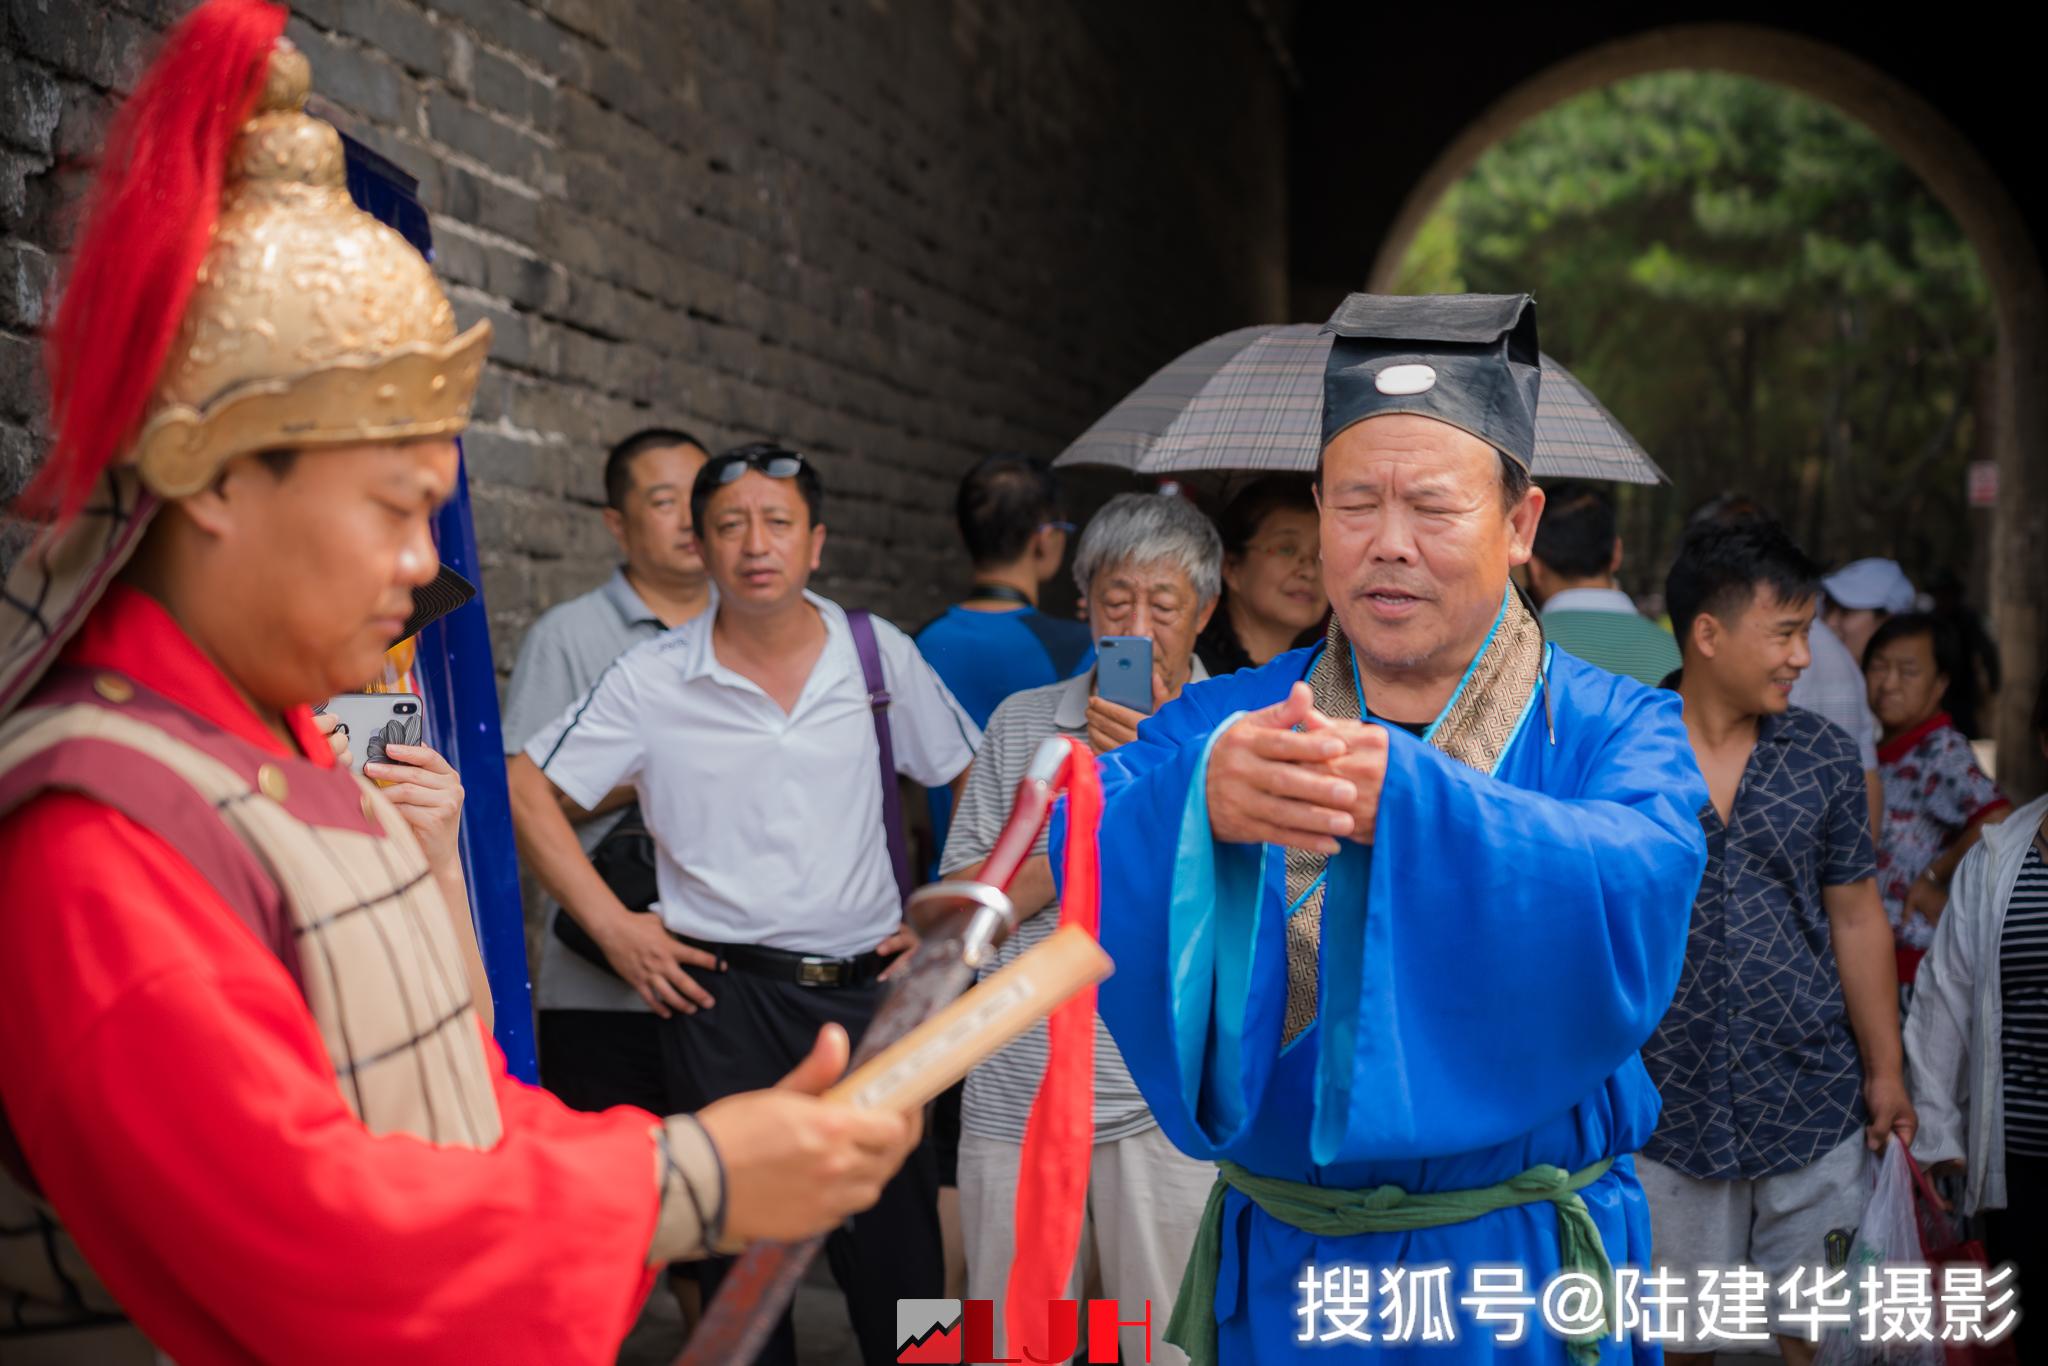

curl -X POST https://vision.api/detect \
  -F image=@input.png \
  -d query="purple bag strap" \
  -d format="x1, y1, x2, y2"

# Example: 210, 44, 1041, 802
846, 609, 914, 906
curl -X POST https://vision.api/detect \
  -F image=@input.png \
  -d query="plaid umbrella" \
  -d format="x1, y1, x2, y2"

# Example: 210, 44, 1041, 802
1056, 324, 1666, 485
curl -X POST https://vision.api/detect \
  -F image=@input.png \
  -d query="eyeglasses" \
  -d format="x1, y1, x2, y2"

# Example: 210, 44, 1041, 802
1041, 520, 1077, 535
704, 449, 808, 486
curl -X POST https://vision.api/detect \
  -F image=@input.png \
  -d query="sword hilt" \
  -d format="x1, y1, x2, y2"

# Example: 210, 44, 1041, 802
907, 735, 1075, 967
904, 879, 1015, 969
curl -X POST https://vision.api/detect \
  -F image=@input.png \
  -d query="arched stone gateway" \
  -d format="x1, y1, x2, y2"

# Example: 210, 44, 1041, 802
1290, 17, 2046, 795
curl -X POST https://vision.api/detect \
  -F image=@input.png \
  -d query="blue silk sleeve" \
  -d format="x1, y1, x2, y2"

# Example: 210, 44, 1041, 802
1051, 669, 1290, 1161
1307, 683, 1707, 1164
1069, 670, 1707, 1170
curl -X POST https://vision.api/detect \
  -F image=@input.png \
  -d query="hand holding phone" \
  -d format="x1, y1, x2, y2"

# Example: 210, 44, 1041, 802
319, 693, 425, 777
1094, 636, 1155, 714
1088, 636, 1161, 755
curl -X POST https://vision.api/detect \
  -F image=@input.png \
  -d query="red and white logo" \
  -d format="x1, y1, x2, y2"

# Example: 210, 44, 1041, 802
894, 1298, 1154, 1363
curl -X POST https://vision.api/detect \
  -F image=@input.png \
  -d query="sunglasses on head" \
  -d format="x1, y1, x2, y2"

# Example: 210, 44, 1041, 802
705, 449, 808, 485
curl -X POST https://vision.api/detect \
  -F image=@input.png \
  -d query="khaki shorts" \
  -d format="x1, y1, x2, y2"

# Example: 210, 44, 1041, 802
1637, 1131, 1871, 1346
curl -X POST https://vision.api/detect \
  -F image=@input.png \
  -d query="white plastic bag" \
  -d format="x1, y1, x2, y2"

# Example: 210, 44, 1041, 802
1814, 1137, 1943, 1366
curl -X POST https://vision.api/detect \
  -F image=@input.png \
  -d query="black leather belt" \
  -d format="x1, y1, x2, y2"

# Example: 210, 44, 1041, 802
675, 933, 893, 988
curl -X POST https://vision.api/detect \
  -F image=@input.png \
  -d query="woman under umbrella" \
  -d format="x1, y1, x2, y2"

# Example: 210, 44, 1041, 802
1194, 476, 1329, 676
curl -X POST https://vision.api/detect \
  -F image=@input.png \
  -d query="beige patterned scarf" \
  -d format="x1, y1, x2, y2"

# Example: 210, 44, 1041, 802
1281, 587, 1548, 1041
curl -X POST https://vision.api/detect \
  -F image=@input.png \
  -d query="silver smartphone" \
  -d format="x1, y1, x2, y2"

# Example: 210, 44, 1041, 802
319, 693, 424, 776
1095, 635, 1155, 714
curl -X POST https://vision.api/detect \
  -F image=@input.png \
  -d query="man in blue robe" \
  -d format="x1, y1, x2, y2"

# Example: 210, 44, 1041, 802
1054, 295, 1710, 1364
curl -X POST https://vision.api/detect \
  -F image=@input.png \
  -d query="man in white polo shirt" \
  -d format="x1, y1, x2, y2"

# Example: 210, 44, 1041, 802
510, 443, 979, 1365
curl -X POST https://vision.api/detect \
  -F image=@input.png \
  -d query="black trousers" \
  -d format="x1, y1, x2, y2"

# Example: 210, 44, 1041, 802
537, 1008, 671, 1115
933, 1079, 963, 1187
539, 1009, 697, 1289
1982, 1149, 2047, 1362
660, 968, 943, 1366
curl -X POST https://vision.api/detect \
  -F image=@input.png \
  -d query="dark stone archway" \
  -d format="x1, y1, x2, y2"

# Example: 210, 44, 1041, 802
1287, 7, 2048, 796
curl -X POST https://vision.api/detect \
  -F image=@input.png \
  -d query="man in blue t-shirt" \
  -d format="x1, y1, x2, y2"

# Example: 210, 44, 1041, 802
915, 454, 1092, 853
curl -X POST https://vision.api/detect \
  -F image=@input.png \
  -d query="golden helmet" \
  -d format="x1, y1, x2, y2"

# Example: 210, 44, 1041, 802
130, 38, 490, 497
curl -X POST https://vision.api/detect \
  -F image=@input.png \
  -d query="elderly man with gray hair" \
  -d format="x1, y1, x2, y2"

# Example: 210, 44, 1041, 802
940, 492, 1223, 1364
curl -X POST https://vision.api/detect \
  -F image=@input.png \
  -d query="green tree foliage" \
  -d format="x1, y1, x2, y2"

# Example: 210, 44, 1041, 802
1393, 72, 1993, 595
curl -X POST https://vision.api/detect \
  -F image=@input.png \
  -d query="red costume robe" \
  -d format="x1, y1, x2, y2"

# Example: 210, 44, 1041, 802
0, 587, 664, 1364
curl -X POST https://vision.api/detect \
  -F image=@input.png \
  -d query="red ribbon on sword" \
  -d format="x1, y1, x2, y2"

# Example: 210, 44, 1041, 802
1005, 737, 1101, 1358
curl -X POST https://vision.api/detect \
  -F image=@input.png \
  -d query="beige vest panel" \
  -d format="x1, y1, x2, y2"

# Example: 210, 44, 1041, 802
0, 687, 503, 1343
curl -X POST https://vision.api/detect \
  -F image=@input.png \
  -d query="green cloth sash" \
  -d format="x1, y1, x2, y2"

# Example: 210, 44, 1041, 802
1167, 1156, 1617, 1366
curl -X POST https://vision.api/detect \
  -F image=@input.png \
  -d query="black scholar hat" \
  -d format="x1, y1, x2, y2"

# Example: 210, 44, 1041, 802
1320, 293, 1542, 468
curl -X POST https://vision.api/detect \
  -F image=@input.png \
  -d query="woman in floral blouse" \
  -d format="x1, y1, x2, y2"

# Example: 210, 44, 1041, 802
1867, 613, 2009, 983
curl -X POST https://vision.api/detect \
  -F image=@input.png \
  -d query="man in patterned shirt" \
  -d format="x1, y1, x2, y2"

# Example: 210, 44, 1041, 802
1642, 520, 1915, 1366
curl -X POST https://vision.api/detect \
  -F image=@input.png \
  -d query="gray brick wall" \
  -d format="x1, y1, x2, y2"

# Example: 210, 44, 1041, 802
2, 0, 1289, 661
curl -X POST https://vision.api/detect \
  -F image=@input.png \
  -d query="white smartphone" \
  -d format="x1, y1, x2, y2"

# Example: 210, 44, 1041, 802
319, 693, 425, 776
1095, 636, 1155, 714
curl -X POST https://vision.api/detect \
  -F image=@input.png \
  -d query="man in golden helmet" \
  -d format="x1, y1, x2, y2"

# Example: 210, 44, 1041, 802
0, 4, 919, 1362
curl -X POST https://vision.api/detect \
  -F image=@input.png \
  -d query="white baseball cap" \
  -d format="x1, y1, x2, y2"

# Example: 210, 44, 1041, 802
1822, 558, 1916, 614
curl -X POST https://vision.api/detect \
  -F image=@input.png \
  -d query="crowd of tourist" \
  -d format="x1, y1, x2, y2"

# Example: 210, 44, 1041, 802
463, 434, 2036, 1363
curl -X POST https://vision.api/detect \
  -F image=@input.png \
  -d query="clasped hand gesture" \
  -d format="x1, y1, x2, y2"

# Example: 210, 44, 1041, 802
1205, 682, 1388, 854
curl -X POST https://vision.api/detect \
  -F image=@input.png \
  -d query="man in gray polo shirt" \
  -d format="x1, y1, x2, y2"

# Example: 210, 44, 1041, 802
503, 428, 709, 1115
941, 494, 1222, 1366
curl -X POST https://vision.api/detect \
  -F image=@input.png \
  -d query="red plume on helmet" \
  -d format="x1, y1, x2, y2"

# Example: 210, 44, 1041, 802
25, 0, 288, 523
